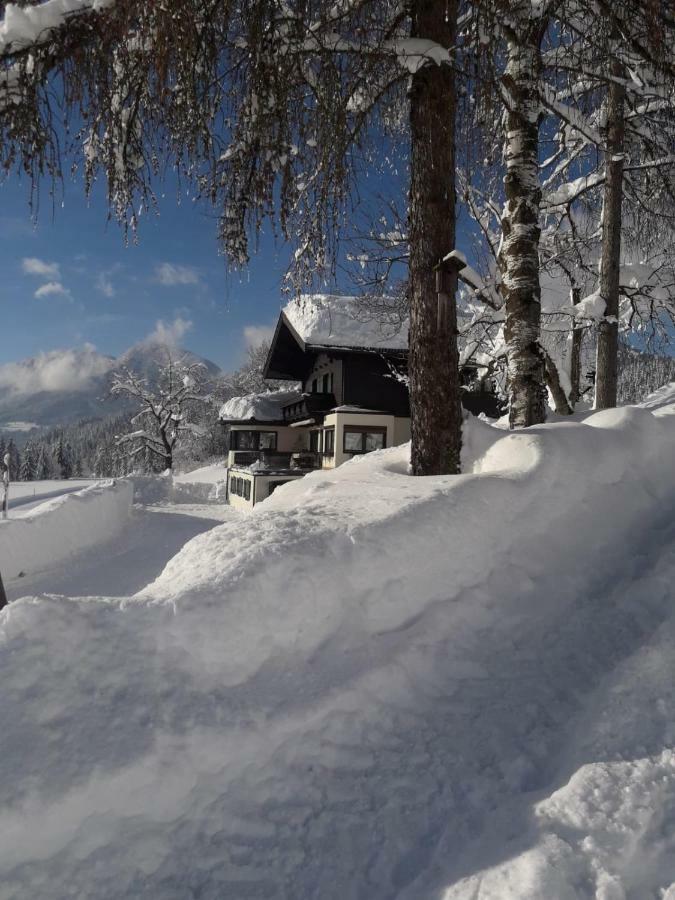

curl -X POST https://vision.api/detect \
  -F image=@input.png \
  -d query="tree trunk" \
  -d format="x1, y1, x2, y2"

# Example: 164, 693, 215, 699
570, 286, 583, 406
543, 351, 573, 415
595, 55, 626, 410
408, 0, 462, 476
498, 13, 547, 428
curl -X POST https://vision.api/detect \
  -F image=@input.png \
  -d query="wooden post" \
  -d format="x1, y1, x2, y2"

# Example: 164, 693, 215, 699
435, 253, 466, 337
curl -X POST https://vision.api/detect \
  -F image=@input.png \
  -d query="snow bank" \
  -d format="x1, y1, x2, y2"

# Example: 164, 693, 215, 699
284, 293, 408, 349
1, 387, 675, 898
0, 479, 132, 581
219, 388, 302, 422
130, 468, 228, 505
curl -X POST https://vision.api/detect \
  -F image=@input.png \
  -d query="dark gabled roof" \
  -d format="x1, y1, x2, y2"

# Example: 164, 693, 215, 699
264, 306, 408, 382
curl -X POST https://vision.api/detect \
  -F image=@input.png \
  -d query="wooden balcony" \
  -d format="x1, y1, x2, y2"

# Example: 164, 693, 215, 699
230, 450, 322, 471
282, 392, 336, 423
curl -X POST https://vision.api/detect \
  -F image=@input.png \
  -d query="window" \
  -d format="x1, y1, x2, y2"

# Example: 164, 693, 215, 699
322, 373, 330, 393
231, 431, 277, 451
309, 430, 322, 452
243, 480, 251, 501
323, 428, 335, 456
312, 378, 318, 393
259, 432, 276, 450
343, 427, 387, 455
268, 479, 291, 497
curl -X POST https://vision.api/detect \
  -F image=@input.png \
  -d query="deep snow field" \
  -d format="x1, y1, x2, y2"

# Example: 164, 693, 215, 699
1, 386, 675, 899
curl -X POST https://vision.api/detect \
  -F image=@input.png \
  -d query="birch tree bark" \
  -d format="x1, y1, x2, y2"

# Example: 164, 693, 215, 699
498, 9, 548, 428
408, 0, 462, 475
595, 54, 626, 410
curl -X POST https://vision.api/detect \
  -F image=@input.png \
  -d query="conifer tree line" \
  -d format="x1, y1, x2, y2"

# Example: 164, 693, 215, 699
1, 0, 675, 476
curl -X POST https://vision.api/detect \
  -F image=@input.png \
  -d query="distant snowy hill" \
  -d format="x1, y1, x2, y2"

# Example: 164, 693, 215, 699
0, 342, 222, 432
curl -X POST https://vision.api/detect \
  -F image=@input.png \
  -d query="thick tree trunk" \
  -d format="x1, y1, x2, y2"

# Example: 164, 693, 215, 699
498, 15, 547, 428
595, 56, 626, 410
408, 0, 462, 476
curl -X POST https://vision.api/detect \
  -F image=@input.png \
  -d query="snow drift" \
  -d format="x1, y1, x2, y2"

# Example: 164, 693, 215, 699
0, 479, 132, 582
1, 388, 675, 899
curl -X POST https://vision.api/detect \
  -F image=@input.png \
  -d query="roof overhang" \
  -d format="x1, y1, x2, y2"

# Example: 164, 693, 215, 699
263, 310, 409, 381
221, 418, 287, 427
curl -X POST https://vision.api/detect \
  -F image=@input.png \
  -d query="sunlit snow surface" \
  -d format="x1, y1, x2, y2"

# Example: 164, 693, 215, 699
1, 386, 675, 899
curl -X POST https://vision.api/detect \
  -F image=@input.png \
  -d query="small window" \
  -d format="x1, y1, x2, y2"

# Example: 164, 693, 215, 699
268, 480, 291, 497
330, 372, 334, 393
323, 428, 335, 455
309, 430, 322, 452
322, 373, 330, 393
243, 480, 251, 501
343, 427, 387, 455
312, 378, 318, 393
259, 432, 277, 450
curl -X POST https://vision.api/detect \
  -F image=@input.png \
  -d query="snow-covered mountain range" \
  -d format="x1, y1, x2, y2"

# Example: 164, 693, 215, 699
0, 342, 222, 432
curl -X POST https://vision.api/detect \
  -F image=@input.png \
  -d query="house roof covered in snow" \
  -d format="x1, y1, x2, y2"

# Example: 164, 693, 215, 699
264, 294, 408, 381
219, 389, 303, 423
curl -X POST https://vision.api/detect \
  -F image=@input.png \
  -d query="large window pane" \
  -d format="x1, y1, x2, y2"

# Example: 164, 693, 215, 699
259, 432, 277, 450
365, 431, 385, 452
344, 430, 363, 453
233, 431, 257, 450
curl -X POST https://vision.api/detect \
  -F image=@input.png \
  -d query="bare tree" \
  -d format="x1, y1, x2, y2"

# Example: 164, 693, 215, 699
111, 354, 209, 472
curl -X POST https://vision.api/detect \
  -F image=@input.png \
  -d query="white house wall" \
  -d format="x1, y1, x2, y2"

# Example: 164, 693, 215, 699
393, 417, 412, 446
322, 412, 396, 468
304, 353, 343, 403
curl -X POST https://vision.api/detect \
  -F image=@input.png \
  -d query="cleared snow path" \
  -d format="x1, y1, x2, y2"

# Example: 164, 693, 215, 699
6, 506, 232, 600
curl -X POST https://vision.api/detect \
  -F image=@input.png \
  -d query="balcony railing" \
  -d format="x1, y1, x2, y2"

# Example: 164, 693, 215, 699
230, 450, 321, 471
282, 392, 336, 423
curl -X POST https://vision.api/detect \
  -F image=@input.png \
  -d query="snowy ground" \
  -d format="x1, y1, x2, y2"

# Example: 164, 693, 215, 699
9, 479, 101, 515
1, 390, 675, 899
7, 504, 236, 601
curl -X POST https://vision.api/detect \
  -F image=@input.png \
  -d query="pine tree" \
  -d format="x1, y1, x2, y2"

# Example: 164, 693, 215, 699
19, 442, 36, 482
6, 440, 21, 481
35, 446, 51, 481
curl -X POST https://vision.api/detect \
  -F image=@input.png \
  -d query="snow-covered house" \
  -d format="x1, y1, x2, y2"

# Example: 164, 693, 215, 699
221, 294, 497, 508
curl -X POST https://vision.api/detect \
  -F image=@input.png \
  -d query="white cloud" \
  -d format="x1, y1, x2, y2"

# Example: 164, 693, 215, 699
96, 273, 116, 298
243, 324, 275, 348
145, 316, 193, 347
22, 257, 60, 278
34, 281, 71, 299
154, 263, 200, 286
0, 344, 113, 395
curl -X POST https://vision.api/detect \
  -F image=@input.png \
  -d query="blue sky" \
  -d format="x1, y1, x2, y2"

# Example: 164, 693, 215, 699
0, 172, 302, 373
